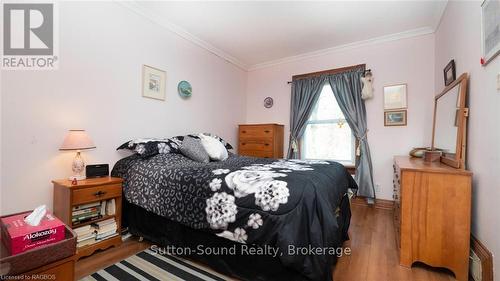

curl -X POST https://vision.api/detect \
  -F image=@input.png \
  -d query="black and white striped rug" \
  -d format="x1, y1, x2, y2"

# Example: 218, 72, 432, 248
80, 249, 230, 281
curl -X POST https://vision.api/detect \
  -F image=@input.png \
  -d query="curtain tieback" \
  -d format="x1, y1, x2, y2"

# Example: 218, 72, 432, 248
355, 130, 369, 157
291, 138, 299, 151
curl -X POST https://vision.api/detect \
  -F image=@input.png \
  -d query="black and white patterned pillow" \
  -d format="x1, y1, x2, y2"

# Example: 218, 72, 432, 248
186, 133, 233, 150
179, 136, 210, 163
116, 138, 181, 157
116, 133, 232, 158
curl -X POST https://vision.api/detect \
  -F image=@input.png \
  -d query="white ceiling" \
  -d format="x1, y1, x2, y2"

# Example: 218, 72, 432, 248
127, 1, 448, 70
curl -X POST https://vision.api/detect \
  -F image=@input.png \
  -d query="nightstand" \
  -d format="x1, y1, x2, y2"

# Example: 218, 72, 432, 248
53, 177, 123, 260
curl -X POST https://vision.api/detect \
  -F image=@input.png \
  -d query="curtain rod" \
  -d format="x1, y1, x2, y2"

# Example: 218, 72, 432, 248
286, 64, 367, 84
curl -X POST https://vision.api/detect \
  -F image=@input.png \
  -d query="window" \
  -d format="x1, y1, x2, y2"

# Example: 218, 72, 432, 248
301, 84, 355, 165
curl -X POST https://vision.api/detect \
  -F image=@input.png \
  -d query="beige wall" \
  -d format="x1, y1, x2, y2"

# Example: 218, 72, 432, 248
0, 2, 247, 214
246, 34, 436, 200
434, 1, 500, 276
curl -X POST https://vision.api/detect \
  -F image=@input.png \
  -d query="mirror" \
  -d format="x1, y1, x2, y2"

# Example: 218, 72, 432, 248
434, 85, 459, 155
432, 73, 468, 169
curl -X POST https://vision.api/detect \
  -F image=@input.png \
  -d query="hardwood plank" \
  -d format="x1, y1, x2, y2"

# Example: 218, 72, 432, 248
76, 205, 458, 281
333, 205, 457, 281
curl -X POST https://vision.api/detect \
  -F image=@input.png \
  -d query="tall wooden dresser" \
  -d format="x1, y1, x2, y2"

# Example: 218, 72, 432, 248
238, 124, 284, 158
393, 156, 472, 281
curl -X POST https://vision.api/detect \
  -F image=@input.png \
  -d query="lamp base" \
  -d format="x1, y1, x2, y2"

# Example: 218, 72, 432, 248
68, 175, 86, 181
70, 151, 86, 181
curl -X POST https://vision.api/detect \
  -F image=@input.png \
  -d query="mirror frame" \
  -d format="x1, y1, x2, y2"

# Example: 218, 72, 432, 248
431, 72, 469, 169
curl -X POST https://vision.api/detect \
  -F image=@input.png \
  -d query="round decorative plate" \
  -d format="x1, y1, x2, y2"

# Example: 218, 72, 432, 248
178, 81, 192, 98
264, 97, 274, 108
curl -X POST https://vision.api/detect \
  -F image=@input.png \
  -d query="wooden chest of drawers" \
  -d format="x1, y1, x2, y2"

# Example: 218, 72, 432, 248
238, 124, 284, 158
393, 156, 472, 281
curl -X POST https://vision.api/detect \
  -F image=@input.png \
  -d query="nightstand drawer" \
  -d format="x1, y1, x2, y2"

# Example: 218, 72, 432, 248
72, 184, 121, 205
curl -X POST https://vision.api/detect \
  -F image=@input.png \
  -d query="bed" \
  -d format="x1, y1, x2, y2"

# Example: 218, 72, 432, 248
112, 151, 357, 281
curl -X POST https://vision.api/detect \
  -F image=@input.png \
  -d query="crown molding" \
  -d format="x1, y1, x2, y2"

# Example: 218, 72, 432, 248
248, 27, 435, 71
116, 1, 444, 72
432, 0, 449, 32
115, 1, 250, 71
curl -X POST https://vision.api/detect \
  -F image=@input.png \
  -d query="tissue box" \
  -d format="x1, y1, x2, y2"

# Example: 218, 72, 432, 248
1, 211, 65, 255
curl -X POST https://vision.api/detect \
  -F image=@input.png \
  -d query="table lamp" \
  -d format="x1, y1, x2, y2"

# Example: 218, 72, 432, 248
59, 129, 96, 180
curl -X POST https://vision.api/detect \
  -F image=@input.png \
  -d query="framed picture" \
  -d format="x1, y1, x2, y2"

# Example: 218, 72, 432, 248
481, 0, 500, 66
142, 65, 166, 100
384, 110, 407, 126
383, 84, 407, 110
443, 60, 456, 86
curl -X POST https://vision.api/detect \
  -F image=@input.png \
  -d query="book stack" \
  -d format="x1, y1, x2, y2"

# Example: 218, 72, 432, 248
93, 218, 118, 241
72, 202, 103, 225
74, 225, 96, 248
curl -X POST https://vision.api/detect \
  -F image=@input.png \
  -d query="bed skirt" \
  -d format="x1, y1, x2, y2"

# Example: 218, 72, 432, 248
123, 193, 352, 281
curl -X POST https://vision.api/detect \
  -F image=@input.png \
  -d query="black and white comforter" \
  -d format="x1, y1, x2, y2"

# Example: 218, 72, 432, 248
112, 153, 357, 281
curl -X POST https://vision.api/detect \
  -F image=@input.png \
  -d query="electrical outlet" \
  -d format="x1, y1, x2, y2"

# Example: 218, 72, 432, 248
375, 183, 381, 193
470, 249, 482, 281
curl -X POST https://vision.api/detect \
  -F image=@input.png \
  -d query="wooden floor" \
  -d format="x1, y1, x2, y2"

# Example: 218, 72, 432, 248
333, 205, 456, 281
76, 204, 457, 281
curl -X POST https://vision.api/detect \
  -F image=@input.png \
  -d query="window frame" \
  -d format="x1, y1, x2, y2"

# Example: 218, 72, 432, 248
300, 87, 356, 165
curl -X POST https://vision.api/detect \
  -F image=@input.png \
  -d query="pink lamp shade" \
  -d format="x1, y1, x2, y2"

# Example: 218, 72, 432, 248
59, 130, 96, 151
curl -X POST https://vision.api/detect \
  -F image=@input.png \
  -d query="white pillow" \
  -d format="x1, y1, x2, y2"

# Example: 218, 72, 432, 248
199, 134, 228, 161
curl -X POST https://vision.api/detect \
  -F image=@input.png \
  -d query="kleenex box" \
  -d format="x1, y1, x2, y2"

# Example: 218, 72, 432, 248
1, 211, 65, 255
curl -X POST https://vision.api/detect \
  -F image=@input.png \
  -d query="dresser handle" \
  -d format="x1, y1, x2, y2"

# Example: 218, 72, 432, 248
264, 143, 270, 146
264, 130, 270, 133
242, 143, 246, 146
242, 130, 247, 133
93, 191, 106, 197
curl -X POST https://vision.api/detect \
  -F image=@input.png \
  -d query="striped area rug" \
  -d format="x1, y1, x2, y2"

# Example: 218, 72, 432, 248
80, 249, 230, 281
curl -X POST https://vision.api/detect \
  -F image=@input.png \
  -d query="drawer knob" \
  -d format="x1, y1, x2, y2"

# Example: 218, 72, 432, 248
93, 191, 107, 197
242, 130, 247, 133
264, 130, 270, 133
264, 143, 270, 146
242, 143, 246, 146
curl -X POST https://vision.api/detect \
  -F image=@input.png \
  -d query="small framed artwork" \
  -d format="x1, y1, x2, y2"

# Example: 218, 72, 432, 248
443, 60, 456, 86
481, 0, 500, 66
142, 65, 166, 101
384, 110, 407, 126
383, 84, 407, 110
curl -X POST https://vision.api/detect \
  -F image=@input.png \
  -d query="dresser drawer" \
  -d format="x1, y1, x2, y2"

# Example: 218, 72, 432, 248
239, 125, 274, 140
239, 150, 274, 158
239, 140, 273, 151
72, 184, 121, 205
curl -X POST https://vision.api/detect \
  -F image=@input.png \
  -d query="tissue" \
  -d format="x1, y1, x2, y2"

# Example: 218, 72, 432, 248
24, 205, 47, 226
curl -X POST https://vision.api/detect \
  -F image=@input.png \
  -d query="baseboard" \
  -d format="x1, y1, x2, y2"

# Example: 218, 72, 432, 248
470, 235, 493, 281
351, 196, 394, 211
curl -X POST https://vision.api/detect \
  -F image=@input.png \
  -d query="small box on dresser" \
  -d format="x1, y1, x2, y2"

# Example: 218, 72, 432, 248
393, 156, 472, 281
53, 176, 123, 260
238, 124, 284, 158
